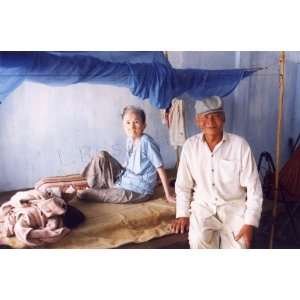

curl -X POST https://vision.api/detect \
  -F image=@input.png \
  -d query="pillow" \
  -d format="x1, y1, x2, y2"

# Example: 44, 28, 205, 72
35, 174, 88, 202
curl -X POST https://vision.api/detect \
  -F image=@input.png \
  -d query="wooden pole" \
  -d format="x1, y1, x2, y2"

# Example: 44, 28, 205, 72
269, 51, 285, 249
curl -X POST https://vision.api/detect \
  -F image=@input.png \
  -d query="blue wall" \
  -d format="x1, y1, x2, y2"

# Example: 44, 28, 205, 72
169, 51, 300, 166
0, 82, 176, 191
1, 51, 299, 191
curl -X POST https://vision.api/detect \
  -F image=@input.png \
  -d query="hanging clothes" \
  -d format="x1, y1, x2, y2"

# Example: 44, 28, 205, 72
168, 98, 187, 149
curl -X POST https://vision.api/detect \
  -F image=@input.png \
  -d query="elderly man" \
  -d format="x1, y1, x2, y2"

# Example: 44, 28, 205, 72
171, 96, 263, 249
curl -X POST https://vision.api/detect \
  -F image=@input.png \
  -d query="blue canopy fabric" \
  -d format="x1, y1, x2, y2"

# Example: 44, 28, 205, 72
48, 51, 171, 65
0, 52, 259, 109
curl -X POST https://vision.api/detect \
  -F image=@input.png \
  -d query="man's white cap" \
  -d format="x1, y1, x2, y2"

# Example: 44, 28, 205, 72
195, 96, 224, 115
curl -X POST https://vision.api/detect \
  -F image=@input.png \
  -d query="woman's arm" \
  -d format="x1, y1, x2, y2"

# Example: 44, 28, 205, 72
156, 167, 176, 203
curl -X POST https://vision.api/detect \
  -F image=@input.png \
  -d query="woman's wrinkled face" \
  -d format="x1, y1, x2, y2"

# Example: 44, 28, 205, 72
123, 111, 146, 140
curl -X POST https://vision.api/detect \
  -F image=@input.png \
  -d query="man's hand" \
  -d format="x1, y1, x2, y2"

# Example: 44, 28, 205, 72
235, 224, 254, 249
171, 217, 189, 234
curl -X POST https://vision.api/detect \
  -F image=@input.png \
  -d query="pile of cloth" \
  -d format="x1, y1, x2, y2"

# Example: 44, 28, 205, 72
0, 189, 83, 247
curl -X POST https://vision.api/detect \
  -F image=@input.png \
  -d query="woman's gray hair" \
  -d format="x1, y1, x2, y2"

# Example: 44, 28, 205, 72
121, 105, 146, 124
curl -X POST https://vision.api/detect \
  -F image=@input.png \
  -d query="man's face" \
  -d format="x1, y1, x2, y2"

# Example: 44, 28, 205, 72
122, 111, 146, 140
195, 112, 225, 136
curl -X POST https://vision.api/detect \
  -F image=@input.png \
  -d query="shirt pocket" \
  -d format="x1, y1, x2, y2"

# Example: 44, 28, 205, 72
218, 159, 238, 184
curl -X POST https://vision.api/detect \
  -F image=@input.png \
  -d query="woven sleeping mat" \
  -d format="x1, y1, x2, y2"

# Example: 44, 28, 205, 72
0, 185, 176, 249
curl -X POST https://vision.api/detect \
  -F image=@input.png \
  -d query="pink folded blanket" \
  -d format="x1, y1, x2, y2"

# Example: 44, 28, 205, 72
0, 190, 70, 247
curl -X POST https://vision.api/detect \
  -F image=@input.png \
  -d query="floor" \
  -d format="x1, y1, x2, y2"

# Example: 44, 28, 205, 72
253, 200, 300, 249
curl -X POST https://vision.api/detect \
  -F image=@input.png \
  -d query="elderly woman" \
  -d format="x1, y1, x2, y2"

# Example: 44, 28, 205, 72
79, 105, 175, 204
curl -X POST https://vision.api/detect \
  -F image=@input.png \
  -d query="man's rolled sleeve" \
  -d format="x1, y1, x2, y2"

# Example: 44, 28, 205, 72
244, 209, 261, 227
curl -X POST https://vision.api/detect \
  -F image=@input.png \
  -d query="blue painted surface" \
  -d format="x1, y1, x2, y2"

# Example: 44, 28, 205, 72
169, 51, 300, 168
1, 51, 299, 191
0, 83, 176, 191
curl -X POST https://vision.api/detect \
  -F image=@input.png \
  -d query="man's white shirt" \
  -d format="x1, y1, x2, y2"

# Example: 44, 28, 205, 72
175, 132, 263, 227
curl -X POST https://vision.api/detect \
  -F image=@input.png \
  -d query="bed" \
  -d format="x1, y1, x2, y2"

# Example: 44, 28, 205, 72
0, 172, 189, 249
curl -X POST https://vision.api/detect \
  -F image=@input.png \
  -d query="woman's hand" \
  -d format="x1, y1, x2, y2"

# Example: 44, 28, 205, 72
166, 194, 176, 203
